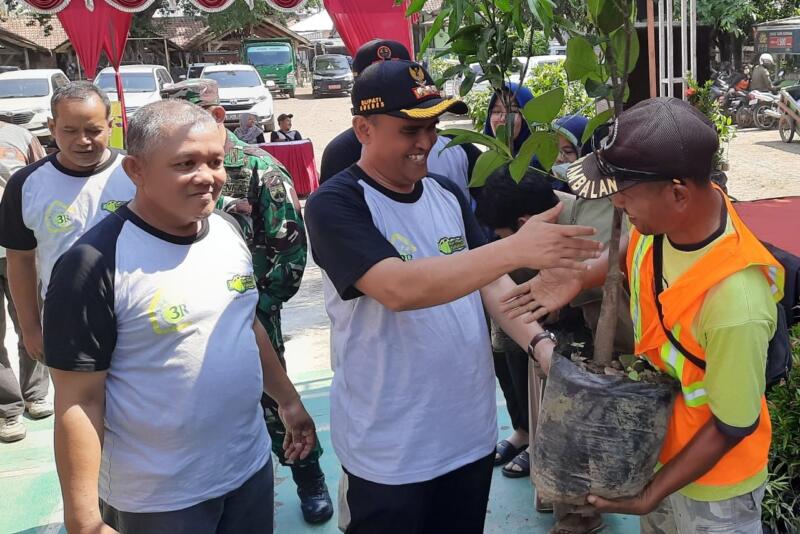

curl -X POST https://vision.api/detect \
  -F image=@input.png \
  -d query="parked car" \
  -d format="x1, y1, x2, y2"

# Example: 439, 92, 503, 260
0, 69, 69, 144
509, 55, 566, 84
201, 64, 275, 131
94, 65, 173, 118
186, 63, 215, 79
312, 54, 353, 98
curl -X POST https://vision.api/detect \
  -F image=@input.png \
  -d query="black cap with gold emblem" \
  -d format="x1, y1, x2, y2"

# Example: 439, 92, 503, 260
567, 97, 719, 200
351, 59, 469, 119
352, 39, 411, 77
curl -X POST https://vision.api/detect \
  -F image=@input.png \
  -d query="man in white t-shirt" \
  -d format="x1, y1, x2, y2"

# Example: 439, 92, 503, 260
305, 59, 602, 533
0, 82, 134, 442
0, 122, 47, 442
43, 99, 318, 533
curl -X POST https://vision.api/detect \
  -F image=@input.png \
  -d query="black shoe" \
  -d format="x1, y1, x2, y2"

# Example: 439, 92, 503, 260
296, 474, 334, 524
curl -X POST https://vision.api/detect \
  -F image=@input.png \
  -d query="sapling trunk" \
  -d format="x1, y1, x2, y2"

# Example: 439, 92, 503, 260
591, 0, 632, 367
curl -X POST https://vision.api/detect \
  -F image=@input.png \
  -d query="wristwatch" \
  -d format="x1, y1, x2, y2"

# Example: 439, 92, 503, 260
527, 330, 557, 360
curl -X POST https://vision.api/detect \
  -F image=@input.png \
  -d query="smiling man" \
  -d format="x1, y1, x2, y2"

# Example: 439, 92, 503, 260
0, 81, 134, 435
43, 99, 317, 534
305, 59, 604, 533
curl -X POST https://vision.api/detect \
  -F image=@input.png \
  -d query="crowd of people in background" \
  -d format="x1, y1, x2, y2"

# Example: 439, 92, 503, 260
0, 35, 788, 534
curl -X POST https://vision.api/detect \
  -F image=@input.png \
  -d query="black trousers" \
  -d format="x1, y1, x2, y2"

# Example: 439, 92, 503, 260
341, 453, 494, 534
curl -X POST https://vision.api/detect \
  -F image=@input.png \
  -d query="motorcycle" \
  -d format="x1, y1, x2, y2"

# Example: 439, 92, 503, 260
750, 70, 786, 130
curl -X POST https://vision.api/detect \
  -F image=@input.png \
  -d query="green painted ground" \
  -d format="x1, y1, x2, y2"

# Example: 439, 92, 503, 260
0, 369, 640, 534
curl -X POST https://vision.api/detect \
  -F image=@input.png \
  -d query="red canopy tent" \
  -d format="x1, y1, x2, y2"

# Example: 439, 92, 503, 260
324, 0, 414, 57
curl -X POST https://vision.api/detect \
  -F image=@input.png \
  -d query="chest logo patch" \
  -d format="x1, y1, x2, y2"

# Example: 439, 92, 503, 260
438, 236, 466, 255
44, 200, 75, 233
227, 273, 257, 294
101, 200, 126, 213
147, 290, 192, 335
390, 232, 417, 261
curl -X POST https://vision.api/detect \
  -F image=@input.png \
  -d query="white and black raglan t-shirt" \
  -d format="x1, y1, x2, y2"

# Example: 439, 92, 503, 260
305, 165, 497, 485
43, 206, 269, 513
0, 151, 135, 299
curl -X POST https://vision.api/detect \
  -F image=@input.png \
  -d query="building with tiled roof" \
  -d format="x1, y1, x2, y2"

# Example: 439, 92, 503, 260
0, 15, 69, 51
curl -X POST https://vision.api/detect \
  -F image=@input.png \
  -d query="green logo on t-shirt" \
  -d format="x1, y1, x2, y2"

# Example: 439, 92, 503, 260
438, 236, 466, 255
101, 200, 126, 213
227, 274, 257, 294
45, 200, 74, 233
390, 233, 417, 261
147, 290, 192, 335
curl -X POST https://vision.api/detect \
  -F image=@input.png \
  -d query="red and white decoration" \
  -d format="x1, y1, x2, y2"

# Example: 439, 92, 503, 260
265, 0, 309, 12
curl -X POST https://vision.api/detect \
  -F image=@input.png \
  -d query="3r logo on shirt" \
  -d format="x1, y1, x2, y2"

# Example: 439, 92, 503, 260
438, 236, 466, 255
390, 233, 417, 261
45, 200, 75, 233
147, 290, 192, 335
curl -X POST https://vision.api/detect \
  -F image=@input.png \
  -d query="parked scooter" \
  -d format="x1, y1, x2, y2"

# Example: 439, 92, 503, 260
750, 70, 786, 130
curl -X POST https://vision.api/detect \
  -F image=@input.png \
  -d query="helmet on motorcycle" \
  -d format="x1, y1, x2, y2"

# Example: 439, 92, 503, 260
759, 53, 775, 66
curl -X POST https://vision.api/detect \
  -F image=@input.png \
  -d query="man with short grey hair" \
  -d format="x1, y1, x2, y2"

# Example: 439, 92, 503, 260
0, 81, 134, 442
44, 98, 318, 533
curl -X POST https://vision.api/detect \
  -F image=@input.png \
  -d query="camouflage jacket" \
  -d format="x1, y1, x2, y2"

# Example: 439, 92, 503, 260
217, 131, 307, 315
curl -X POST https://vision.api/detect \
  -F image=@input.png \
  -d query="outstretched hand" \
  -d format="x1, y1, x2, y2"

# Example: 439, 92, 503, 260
500, 268, 583, 323
279, 397, 317, 462
511, 203, 603, 271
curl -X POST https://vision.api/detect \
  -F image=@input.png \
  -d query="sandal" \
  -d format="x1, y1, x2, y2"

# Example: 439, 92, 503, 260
549, 513, 604, 534
502, 450, 530, 478
494, 440, 525, 466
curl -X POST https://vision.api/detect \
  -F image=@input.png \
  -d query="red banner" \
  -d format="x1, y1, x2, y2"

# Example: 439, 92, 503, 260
323, 0, 414, 58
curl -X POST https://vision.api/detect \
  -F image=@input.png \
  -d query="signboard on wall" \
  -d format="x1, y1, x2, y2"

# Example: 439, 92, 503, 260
756, 29, 800, 54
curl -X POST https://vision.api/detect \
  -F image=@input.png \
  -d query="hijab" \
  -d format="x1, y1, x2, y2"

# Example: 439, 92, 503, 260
483, 83, 535, 155
234, 113, 264, 144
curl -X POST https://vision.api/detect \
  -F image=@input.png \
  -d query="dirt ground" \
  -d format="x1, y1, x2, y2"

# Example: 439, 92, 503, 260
275, 86, 800, 202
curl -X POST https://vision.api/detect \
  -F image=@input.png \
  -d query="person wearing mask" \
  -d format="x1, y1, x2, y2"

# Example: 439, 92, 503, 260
270, 114, 302, 143
161, 79, 333, 524
0, 82, 135, 439
305, 58, 603, 533
234, 112, 265, 144
320, 39, 480, 200
0, 121, 47, 442
44, 99, 317, 533
507, 97, 782, 534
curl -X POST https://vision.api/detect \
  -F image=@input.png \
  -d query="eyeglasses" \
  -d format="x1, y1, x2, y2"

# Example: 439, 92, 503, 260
490, 108, 520, 117
595, 149, 672, 182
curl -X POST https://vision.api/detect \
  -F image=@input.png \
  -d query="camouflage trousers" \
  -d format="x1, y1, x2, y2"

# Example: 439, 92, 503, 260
641, 484, 765, 534
257, 308, 323, 468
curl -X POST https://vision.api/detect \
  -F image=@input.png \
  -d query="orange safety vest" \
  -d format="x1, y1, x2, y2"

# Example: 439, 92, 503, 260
626, 191, 784, 487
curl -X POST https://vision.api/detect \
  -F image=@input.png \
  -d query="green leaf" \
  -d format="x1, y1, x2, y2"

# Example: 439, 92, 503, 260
610, 28, 640, 74
509, 133, 544, 181
581, 108, 614, 144
564, 36, 599, 82
522, 87, 565, 124
495, 0, 513, 13
596, 0, 625, 33
451, 37, 478, 56
526, 0, 555, 36
585, 77, 611, 98
459, 69, 476, 96
406, 0, 427, 16
448, 23, 483, 43
628, 370, 640, 381
536, 133, 559, 170
419, 7, 450, 56
439, 128, 512, 156
470, 150, 510, 188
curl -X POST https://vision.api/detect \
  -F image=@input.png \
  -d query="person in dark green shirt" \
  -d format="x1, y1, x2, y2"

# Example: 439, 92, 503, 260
161, 79, 333, 524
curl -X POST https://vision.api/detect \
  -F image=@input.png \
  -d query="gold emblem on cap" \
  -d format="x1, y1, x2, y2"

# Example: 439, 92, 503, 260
409, 66, 426, 85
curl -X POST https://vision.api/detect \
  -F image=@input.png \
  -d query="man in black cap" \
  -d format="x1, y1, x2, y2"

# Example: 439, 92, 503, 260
319, 39, 480, 200
305, 59, 603, 533
505, 97, 783, 534
270, 113, 302, 143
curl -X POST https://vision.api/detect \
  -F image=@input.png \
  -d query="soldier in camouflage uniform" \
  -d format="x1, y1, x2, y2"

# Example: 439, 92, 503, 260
161, 79, 333, 524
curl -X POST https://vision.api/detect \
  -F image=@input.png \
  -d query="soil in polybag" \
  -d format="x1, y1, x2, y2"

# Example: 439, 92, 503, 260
532, 353, 678, 505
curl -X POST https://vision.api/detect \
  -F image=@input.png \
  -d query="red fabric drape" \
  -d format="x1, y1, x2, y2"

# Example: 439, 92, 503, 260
323, 0, 414, 58
103, 10, 132, 133
21, 0, 69, 14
